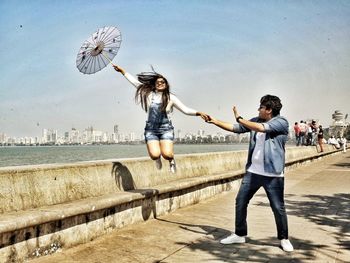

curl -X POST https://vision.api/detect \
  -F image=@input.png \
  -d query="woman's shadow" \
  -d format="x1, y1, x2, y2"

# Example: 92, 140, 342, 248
112, 161, 137, 191
111, 162, 159, 220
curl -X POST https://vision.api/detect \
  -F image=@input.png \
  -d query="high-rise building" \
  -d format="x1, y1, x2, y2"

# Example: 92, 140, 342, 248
102, 132, 108, 143
129, 132, 135, 142
42, 129, 48, 143
177, 129, 182, 139
82, 126, 94, 143
92, 130, 103, 143
51, 130, 58, 143
66, 128, 80, 144
0, 133, 6, 144
112, 124, 120, 143
197, 129, 205, 137
114, 125, 119, 134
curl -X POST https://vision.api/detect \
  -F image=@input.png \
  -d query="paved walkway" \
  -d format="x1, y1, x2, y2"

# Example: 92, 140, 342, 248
29, 151, 350, 263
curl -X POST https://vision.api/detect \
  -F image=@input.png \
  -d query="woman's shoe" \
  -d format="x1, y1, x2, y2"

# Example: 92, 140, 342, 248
155, 158, 162, 170
169, 159, 176, 173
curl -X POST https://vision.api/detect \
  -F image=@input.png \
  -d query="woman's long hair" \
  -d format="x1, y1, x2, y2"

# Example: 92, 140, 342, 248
135, 68, 170, 112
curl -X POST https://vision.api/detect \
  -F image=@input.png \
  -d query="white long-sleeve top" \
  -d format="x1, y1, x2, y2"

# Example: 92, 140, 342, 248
124, 72, 198, 118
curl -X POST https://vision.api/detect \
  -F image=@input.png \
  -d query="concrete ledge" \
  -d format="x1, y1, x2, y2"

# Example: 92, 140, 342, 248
0, 144, 342, 262
0, 151, 248, 213
0, 170, 247, 234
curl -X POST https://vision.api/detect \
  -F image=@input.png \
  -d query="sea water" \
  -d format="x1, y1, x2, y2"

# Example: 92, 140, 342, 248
0, 144, 248, 167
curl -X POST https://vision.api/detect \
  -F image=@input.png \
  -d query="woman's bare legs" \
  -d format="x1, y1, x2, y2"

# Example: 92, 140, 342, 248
146, 140, 176, 172
146, 141, 162, 169
146, 141, 161, 159
160, 140, 176, 173
159, 140, 174, 160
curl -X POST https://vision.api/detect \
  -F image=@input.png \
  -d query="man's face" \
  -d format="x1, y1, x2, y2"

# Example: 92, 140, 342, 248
258, 105, 272, 120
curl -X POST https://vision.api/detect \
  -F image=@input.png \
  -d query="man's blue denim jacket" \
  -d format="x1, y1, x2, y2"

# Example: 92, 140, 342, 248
233, 115, 289, 174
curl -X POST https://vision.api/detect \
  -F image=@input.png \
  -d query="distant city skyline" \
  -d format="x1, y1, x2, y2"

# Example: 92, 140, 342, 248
1, 109, 346, 144
1, 1, 349, 137
0, 124, 250, 145
1, 113, 348, 145
0, 124, 234, 141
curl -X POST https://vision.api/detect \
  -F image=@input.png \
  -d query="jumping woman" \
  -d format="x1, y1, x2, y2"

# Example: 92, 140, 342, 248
113, 65, 208, 173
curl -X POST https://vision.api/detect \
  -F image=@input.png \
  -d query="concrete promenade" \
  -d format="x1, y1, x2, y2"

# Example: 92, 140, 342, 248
29, 151, 350, 263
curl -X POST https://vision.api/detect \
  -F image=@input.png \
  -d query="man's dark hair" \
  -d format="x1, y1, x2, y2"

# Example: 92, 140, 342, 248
260, 95, 282, 117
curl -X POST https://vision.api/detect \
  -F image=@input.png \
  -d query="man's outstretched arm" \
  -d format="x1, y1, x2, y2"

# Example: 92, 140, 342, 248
206, 116, 234, 132
233, 106, 265, 132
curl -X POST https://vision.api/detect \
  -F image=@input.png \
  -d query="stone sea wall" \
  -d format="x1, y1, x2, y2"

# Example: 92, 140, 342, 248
0, 144, 339, 262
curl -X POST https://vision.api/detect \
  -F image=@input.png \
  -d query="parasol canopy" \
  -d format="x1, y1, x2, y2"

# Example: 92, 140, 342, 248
76, 26, 122, 74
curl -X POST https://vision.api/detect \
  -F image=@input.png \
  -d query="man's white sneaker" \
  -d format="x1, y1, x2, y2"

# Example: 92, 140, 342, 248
155, 158, 162, 170
281, 239, 294, 252
220, 233, 246, 244
169, 159, 176, 173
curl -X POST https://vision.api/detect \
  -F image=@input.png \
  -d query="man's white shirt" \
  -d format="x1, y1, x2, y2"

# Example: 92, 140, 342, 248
247, 132, 284, 177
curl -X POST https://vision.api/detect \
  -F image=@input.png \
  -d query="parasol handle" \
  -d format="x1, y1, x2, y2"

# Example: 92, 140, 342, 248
101, 51, 116, 67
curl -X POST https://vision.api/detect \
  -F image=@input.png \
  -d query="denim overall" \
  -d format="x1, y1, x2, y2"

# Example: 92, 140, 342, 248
144, 95, 174, 142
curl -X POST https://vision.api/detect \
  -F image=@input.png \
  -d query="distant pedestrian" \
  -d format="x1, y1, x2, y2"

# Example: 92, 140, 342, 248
113, 65, 208, 173
339, 136, 347, 153
310, 120, 317, 146
317, 125, 324, 152
306, 123, 312, 146
204, 94, 294, 252
293, 122, 301, 146
328, 136, 340, 149
299, 120, 307, 145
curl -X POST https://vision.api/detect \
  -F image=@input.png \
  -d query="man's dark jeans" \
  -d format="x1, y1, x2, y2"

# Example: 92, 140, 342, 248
235, 172, 289, 240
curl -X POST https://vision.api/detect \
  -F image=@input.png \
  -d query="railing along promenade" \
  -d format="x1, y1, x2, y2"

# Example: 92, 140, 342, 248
0, 144, 341, 262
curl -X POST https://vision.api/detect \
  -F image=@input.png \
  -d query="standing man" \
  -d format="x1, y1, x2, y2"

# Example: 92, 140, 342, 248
293, 122, 301, 146
340, 136, 347, 153
317, 125, 324, 152
310, 120, 318, 146
206, 95, 294, 252
299, 120, 307, 145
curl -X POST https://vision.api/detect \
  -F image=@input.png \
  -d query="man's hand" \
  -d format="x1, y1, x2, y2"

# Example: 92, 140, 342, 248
232, 106, 240, 119
204, 115, 233, 132
206, 115, 216, 124
196, 112, 211, 122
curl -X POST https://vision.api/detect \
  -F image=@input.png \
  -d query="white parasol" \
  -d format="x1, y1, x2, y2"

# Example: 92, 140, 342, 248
76, 26, 122, 74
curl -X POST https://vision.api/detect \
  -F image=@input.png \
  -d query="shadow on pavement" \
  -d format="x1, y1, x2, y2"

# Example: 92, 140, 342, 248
170, 237, 315, 262
155, 191, 349, 263
155, 218, 231, 240
255, 191, 349, 260
334, 162, 350, 168
287, 193, 350, 249
154, 219, 299, 262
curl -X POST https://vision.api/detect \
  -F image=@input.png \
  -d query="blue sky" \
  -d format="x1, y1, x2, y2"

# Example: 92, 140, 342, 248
0, 0, 349, 137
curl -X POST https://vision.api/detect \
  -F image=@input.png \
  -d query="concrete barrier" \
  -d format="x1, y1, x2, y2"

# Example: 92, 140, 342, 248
0, 144, 340, 262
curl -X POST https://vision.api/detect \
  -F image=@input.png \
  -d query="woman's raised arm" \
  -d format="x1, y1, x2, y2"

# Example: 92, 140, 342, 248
113, 65, 141, 88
